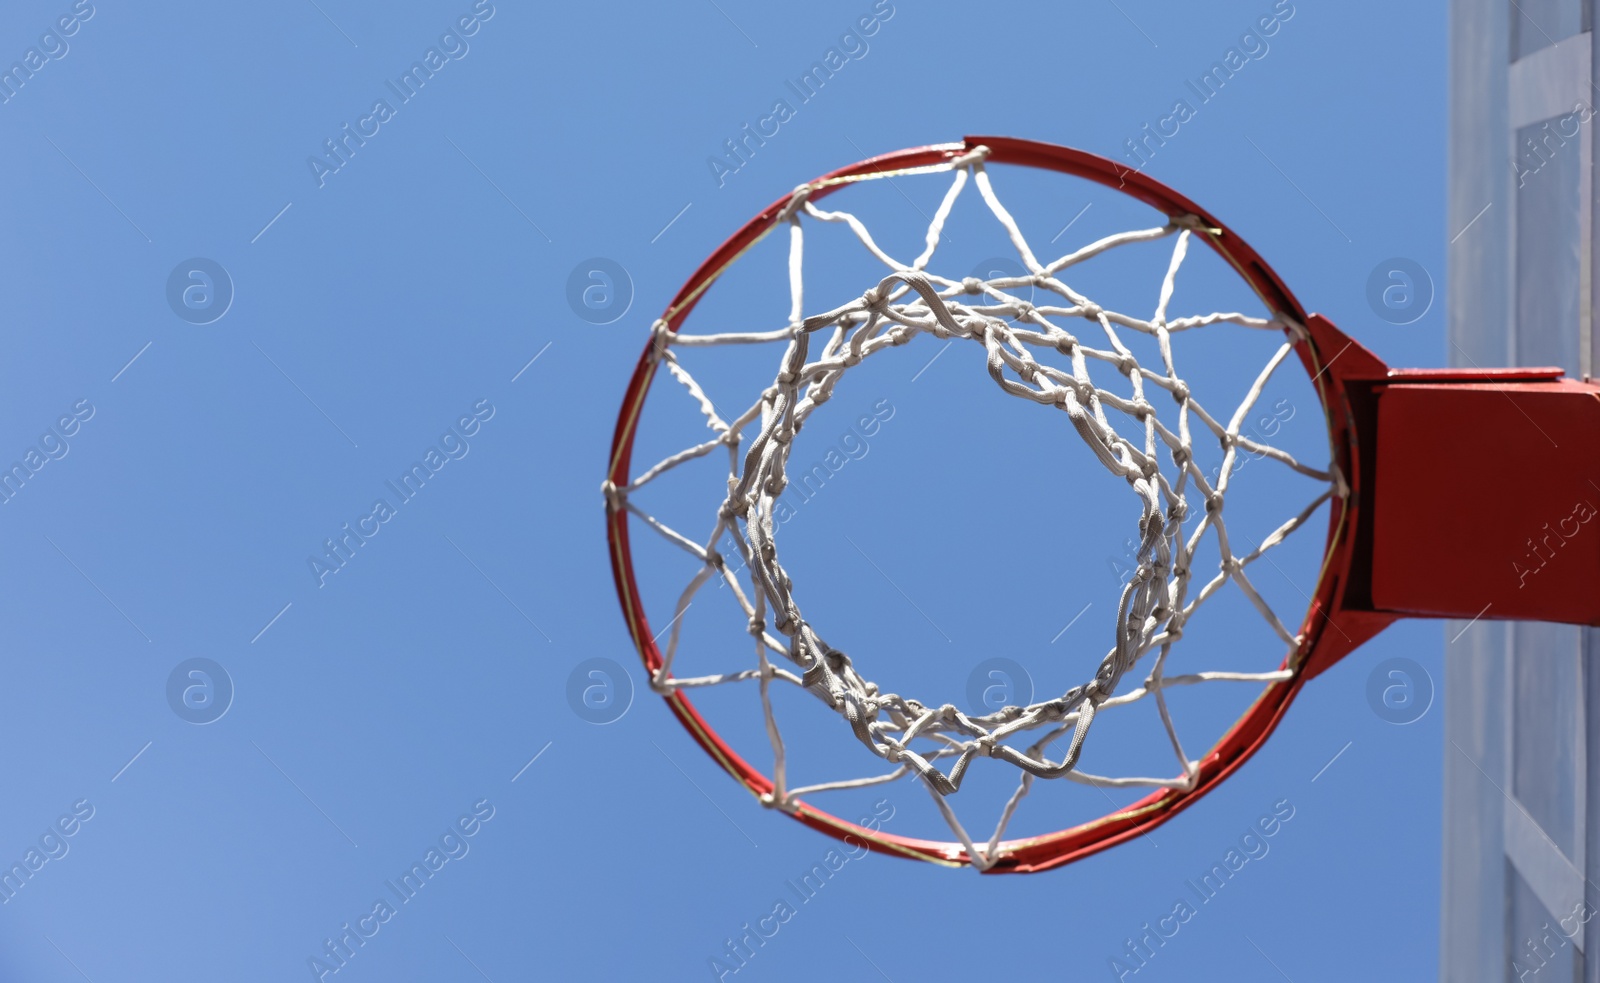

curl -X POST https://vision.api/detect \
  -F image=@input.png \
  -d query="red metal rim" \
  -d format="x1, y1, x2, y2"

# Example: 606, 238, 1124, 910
604, 135, 1370, 872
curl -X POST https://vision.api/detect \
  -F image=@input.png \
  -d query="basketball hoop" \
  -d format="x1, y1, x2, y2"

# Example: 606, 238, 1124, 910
603, 136, 1600, 872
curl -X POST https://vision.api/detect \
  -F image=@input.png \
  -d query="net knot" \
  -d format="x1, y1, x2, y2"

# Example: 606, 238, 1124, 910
1012, 302, 1037, 322
862, 284, 892, 312
776, 185, 814, 224
1118, 353, 1139, 376
1171, 381, 1190, 403
950, 144, 991, 168
1055, 334, 1078, 356
1205, 492, 1224, 514
1173, 213, 1219, 235
648, 319, 673, 361
1331, 463, 1351, 499
962, 276, 986, 294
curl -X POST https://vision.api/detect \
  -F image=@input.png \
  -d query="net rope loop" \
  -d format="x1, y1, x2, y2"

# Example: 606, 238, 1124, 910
610, 147, 1335, 863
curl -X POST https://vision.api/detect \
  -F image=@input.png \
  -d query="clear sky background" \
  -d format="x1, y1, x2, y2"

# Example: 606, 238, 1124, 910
0, 1, 1451, 980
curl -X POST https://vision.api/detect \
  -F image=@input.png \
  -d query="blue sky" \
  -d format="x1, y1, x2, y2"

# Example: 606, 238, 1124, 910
0, 1, 1448, 980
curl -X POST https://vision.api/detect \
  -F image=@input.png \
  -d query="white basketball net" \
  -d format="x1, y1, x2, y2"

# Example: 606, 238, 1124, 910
606, 146, 1340, 868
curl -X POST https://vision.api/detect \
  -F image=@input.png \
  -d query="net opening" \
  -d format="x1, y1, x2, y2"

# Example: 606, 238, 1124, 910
607, 143, 1339, 870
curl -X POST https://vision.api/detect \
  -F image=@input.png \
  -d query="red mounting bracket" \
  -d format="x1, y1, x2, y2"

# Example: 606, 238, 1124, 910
1307, 313, 1600, 645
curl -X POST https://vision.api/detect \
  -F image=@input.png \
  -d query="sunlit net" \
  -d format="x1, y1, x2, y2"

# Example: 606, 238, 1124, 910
604, 145, 1338, 869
